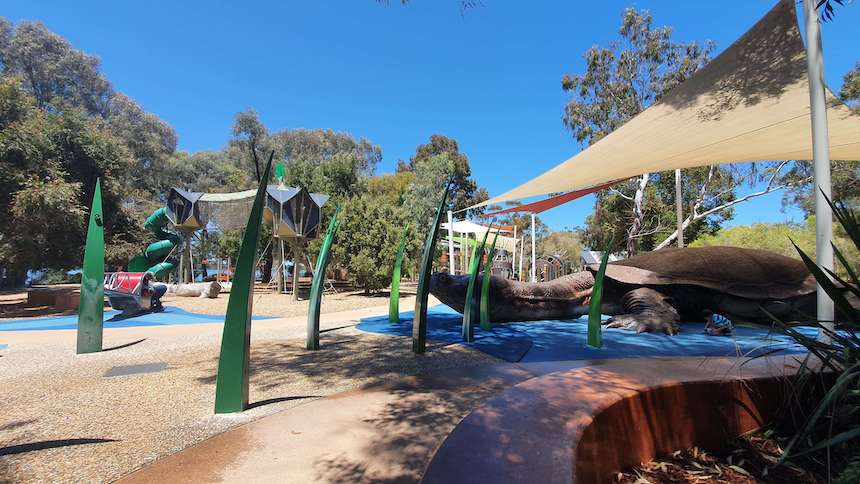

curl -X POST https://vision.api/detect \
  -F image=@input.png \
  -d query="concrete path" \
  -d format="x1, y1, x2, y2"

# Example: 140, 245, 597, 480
120, 355, 801, 483
120, 364, 536, 483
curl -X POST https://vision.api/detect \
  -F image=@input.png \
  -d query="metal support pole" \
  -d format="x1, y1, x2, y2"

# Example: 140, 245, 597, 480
803, 0, 834, 332
279, 239, 286, 294
530, 213, 537, 283
512, 225, 517, 279
447, 211, 455, 274
675, 168, 684, 248
519, 234, 524, 281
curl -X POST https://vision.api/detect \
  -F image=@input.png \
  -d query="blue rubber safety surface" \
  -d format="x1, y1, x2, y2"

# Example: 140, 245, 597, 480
357, 304, 815, 363
0, 344, 7, 350
0, 306, 273, 332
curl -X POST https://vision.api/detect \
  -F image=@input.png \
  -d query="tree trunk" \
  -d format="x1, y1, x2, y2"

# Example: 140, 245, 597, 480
627, 173, 650, 256
274, 240, 284, 294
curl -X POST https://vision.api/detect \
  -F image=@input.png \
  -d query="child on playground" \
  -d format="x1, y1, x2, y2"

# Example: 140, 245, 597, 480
703, 309, 733, 336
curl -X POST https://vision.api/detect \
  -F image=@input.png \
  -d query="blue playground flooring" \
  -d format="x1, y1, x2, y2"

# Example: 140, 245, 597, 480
357, 304, 814, 363
0, 306, 272, 332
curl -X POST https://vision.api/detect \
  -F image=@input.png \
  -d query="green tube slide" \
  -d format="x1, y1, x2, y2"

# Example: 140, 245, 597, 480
128, 207, 180, 275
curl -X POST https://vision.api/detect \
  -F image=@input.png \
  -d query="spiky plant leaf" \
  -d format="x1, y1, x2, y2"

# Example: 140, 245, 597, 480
463, 225, 492, 342
412, 179, 452, 354
587, 240, 612, 349
307, 206, 341, 350
480, 230, 500, 330
389, 223, 410, 323
215, 151, 274, 413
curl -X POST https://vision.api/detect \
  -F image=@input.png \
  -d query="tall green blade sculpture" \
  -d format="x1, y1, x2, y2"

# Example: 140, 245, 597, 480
307, 206, 341, 350
214, 151, 274, 414
479, 229, 499, 330
587, 241, 612, 349
412, 179, 452, 354
462, 226, 492, 342
389, 223, 410, 324
76, 178, 105, 354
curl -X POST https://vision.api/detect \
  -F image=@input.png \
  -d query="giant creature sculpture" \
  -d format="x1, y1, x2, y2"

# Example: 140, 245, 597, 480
430, 246, 832, 335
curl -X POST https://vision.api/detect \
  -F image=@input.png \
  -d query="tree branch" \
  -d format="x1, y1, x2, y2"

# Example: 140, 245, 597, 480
654, 163, 808, 251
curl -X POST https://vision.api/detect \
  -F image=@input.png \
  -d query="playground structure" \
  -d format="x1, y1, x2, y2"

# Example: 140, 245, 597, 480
122, 180, 328, 287
264, 183, 330, 296
103, 271, 167, 315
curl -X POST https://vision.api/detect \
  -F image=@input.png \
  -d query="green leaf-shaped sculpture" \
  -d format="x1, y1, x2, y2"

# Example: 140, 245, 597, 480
587, 240, 612, 349
463, 226, 492, 342
389, 223, 410, 324
76, 178, 104, 354
412, 179, 452, 354
214, 151, 274, 414
479, 229, 499, 330
307, 206, 341, 350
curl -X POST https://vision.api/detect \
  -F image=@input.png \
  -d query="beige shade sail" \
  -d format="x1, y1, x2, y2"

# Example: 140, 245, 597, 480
472, 0, 860, 209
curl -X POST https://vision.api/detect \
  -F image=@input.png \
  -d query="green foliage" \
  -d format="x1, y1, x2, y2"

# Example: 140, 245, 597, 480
587, 242, 612, 349
0, 20, 112, 115
389, 224, 410, 323
561, 8, 714, 145
413, 179, 452, 354
762, 196, 860, 479
33, 268, 81, 285
231, 109, 267, 182
307, 206, 340, 350
462, 227, 491, 342
538, 230, 583, 265
0, 19, 178, 276
780, 160, 860, 216
480, 230, 499, 330
0, 77, 148, 270
332, 194, 413, 293
559, 8, 764, 254
399, 134, 488, 215
841, 62, 860, 114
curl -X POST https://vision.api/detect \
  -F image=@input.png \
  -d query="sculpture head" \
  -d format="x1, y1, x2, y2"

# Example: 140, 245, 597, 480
429, 271, 471, 314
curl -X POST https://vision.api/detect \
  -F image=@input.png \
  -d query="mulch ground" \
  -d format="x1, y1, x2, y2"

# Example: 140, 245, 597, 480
615, 434, 820, 483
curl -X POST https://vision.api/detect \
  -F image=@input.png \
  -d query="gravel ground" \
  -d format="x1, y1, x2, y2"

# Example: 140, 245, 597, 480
160, 286, 409, 318
0, 297, 496, 483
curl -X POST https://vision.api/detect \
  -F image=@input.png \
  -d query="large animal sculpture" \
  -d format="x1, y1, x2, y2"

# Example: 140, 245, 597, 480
430, 246, 829, 335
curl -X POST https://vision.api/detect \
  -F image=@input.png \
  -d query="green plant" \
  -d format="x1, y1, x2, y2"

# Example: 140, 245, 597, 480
587, 239, 612, 349
412, 178, 452, 354
214, 152, 273, 413
768, 194, 859, 479
307, 206, 341, 350
480, 230, 499, 330
462, 225, 492, 342
35, 269, 81, 285
389, 223, 410, 323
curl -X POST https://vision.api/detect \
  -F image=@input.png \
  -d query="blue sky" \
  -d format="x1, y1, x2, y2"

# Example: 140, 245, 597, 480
4, 0, 859, 231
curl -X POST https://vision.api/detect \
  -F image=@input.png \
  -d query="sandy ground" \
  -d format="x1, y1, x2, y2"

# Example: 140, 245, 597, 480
0, 284, 418, 320
161, 286, 413, 318
0, 295, 498, 483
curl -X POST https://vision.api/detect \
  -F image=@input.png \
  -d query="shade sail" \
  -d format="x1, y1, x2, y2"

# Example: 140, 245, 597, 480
472, 0, 860, 209
484, 180, 621, 216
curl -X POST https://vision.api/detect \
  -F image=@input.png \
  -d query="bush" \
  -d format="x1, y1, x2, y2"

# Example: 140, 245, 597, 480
33, 268, 81, 285
767, 196, 860, 480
